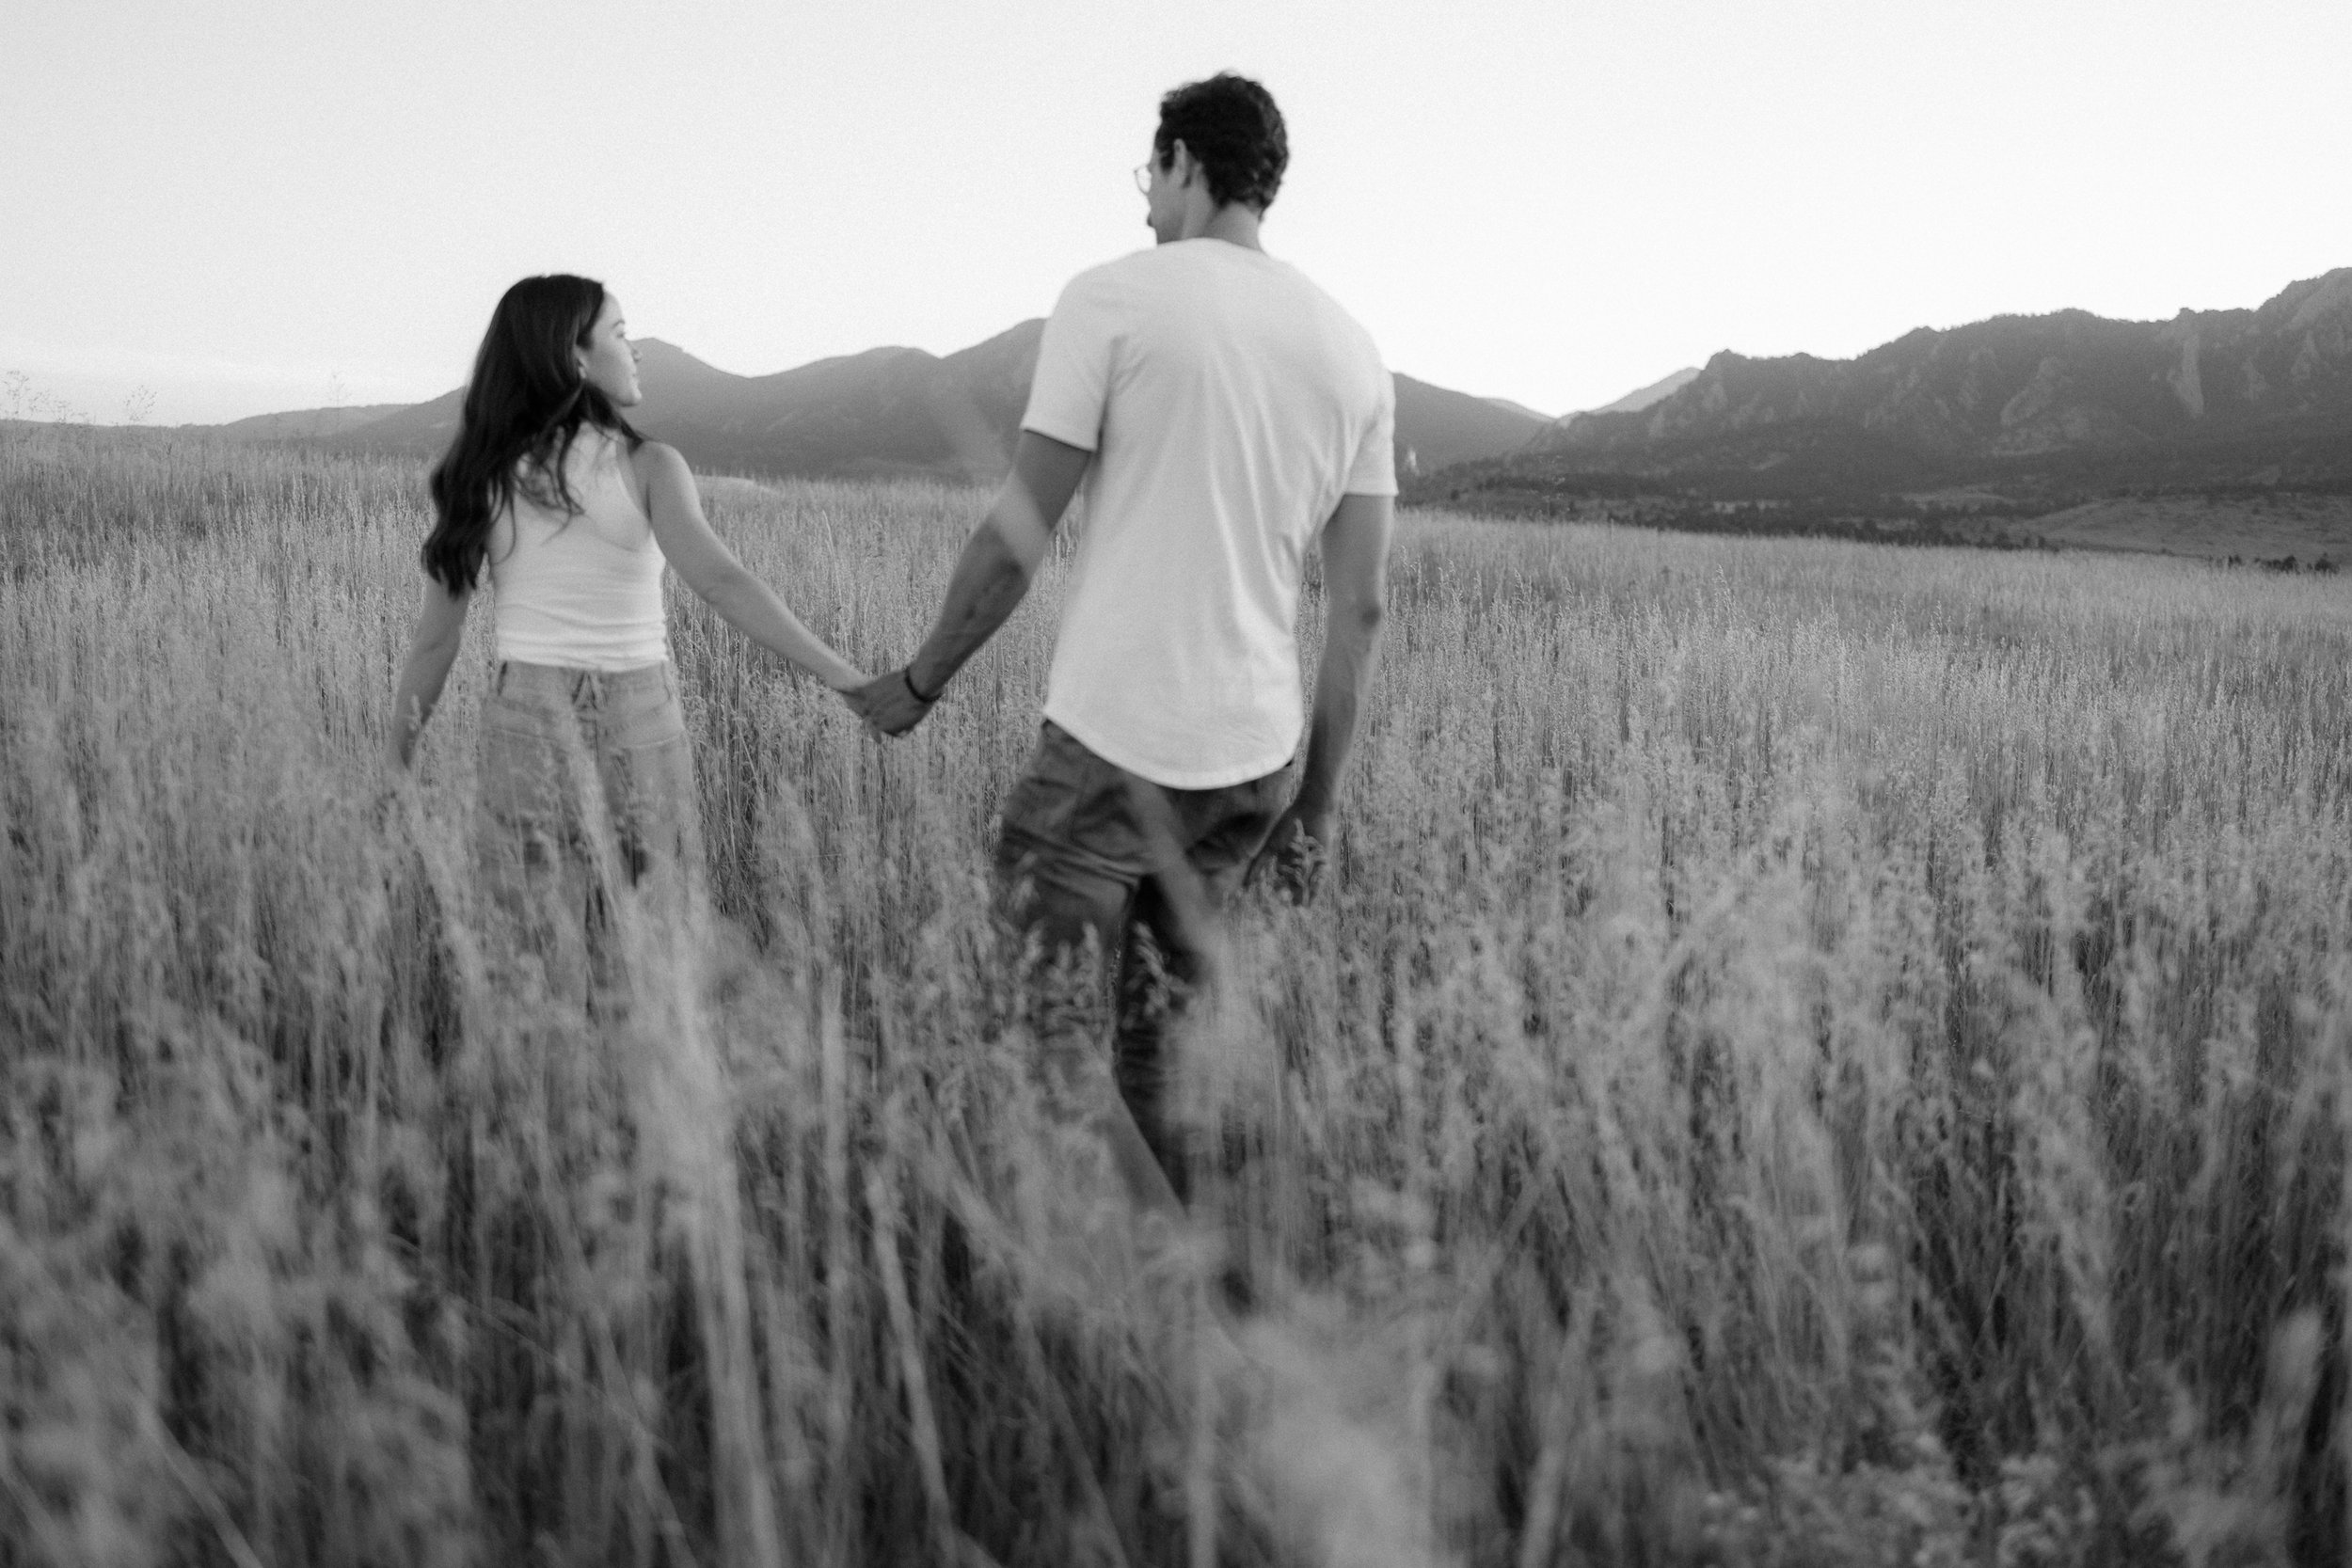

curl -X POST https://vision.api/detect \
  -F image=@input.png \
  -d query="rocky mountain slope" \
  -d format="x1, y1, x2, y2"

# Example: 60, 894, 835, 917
1479, 269, 2352, 503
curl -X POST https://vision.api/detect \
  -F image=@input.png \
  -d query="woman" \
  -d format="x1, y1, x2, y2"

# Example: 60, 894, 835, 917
386, 274, 863, 997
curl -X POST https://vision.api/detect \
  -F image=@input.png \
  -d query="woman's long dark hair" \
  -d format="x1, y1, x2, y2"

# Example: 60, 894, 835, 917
421, 275, 642, 592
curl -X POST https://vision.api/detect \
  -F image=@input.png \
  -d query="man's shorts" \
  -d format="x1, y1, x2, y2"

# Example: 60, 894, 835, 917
994, 721, 1293, 899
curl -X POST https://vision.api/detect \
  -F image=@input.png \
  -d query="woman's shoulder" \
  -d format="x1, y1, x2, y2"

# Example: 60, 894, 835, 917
620, 437, 695, 524
626, 436, 685, 473
627, 437, 694, 496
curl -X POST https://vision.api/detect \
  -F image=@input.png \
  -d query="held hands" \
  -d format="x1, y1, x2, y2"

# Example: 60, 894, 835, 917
1245, 803, 1332, 906
844, 666, 936, 736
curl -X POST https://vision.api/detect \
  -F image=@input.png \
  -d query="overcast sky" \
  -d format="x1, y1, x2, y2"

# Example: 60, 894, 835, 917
8, 0, 2349, 425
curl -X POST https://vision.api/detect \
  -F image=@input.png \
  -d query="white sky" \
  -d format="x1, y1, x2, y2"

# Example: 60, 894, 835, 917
8, 0, 2349, 425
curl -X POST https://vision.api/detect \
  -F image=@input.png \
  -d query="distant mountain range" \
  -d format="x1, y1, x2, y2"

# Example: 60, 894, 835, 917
215, 320, 1569, 485
1445, 270, 2352, 520
198, 268, 2350, 555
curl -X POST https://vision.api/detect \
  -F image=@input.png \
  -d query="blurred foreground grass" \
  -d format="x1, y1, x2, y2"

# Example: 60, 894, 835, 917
4, 425, 2350, 1566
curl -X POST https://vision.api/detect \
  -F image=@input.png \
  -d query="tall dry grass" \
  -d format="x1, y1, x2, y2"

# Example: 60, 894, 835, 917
3, 423, 2350, 1566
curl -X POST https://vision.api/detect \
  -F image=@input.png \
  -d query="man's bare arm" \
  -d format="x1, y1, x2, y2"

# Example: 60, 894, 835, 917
1248, 491, 1393, 896
912, 430, 1092, 694
852, 430, 1092, 733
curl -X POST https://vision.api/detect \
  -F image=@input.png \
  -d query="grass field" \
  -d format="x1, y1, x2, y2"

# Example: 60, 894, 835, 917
4, 425, 2351, 1567
2024, 494, 2352, 564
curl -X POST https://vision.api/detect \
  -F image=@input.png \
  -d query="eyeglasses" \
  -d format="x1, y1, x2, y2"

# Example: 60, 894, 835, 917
1133, 159, 1158, 195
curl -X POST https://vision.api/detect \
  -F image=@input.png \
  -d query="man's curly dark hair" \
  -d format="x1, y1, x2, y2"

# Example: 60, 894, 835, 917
1153, 72, 1288, 213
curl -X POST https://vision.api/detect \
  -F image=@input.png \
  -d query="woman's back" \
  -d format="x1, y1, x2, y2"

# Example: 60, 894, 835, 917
488, 429, 668, 670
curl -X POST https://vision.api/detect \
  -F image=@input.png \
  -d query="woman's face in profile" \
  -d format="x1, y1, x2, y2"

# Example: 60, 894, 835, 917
578, 293, 643, 406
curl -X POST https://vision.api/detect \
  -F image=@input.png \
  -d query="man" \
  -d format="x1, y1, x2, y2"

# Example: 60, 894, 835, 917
850, 72, 1395, 1218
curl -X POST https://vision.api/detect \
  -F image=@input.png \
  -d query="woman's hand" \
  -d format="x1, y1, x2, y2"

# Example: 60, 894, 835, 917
818, 658, 871, 694
845, 667, 933, 736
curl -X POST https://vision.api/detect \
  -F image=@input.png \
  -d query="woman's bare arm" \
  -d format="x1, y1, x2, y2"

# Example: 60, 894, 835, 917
386, 577, 472, 770
634, 442, 866, 690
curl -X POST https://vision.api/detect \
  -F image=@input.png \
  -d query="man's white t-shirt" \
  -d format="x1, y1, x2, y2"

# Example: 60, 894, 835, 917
1020, 239, 1397, 790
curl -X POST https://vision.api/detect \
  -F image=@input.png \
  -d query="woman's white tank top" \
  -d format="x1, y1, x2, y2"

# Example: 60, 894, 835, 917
487, 429, 670, 670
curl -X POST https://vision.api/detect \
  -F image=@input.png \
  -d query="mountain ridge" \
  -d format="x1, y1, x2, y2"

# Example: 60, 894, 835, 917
300, 321, 1550, 484
1477, 269, 2352, 502
1573, 367, 1700, 420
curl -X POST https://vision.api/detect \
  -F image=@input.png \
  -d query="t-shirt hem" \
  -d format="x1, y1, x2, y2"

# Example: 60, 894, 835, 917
1041, 705, 1297, 792
1018, 415, 1099, 452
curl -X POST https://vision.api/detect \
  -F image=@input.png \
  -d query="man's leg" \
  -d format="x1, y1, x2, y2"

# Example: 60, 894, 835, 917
994, 837, 1195, 1222
1115, 874, 1210, 1200
993, 724, 1196, 1220
1113, 768, 1294, 1199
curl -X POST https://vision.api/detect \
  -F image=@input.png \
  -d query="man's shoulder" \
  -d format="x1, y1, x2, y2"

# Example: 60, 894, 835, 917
1057, 248, 1162, 304
1290, 262, 1381, 338
1062, 242, 1263, 300
1055, 246, 1388, 386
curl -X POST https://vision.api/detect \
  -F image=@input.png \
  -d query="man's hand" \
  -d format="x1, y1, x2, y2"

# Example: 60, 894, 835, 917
1246, 804, 1332, 905
847, 667, 935, 736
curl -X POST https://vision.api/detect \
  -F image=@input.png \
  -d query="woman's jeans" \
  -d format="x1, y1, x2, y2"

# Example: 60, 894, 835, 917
475, 659, 702, 1006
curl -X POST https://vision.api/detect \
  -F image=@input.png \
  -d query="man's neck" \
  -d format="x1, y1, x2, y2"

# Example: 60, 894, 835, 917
1179, 201, 1263, 251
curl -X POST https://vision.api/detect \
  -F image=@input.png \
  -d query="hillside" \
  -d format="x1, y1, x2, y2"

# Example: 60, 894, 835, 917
337, 336, 1023, 482
1393, 374, 1549, 477
307, 322, 1546, 485
205, 404, 412, 441
1579, 366, 1699, 417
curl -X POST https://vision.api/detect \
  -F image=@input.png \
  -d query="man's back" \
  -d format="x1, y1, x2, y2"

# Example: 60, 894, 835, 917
1022, 239, 1396, 789
848, 70, 1396, 1225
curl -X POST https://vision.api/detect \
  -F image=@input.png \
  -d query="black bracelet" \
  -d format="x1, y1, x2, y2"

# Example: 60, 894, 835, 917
903, 667, 940, 705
